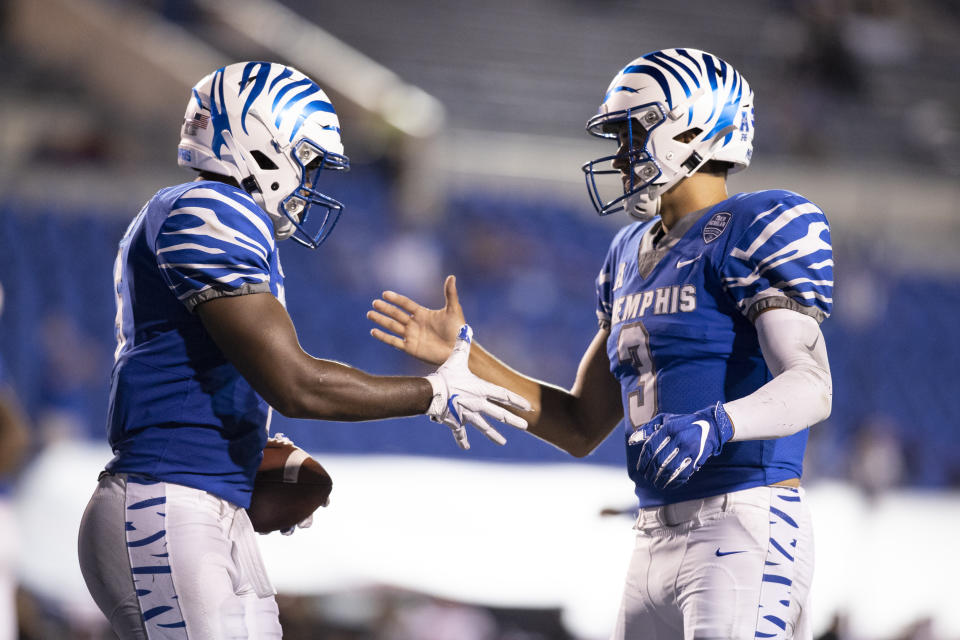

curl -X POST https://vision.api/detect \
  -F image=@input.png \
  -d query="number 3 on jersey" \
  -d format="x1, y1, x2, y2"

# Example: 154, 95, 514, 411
617, 321, 658, 434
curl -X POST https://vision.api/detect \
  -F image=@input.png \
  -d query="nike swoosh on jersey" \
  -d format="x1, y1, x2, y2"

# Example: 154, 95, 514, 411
693, 420, 710, 466
676, 255, 702, 268
715, 549, 747, 557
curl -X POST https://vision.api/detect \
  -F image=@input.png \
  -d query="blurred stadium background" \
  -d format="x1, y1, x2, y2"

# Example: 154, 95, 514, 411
1, 0, 959, 638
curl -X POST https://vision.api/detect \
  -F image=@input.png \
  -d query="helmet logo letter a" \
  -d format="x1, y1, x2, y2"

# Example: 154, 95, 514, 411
739, 107, 753, 141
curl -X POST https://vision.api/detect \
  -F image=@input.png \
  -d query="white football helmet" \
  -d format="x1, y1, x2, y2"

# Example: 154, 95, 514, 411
178, 61, 350, 249
582, 48, 754, 220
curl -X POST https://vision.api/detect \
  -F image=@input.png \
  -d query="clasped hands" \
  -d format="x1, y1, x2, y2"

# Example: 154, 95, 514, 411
367, 275, 530, 450
425, 324, 530, 449
367, 275, 734, 478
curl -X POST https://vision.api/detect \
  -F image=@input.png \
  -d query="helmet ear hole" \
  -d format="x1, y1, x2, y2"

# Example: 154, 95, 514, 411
673, 128, 702, 143
250, 150, 279, 170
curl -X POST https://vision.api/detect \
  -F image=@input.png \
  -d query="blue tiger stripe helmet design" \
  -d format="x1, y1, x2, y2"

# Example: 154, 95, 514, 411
582, 48, 754, 220
177, 61, 350, 249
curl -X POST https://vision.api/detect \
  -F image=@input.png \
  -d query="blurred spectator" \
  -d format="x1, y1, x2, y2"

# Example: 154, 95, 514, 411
37, 311, 106, 443
277, 593, 370, 639
843, 0, 916, 67
833, 258, 889, 331
895, 617, 936, 640
29, 112, 113, 167
849, 414, 906, 497
793, 0, 865, 97
378, 594, 499, 640
0, 282, 30, 640
0, 390, 28, 640
773, 0, 890, 159
373, 231, 445, 303
814, 613, 849, 640
905, 99, 960, 175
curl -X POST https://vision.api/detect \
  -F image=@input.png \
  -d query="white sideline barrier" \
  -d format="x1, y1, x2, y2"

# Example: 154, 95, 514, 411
11, 440, 960, 639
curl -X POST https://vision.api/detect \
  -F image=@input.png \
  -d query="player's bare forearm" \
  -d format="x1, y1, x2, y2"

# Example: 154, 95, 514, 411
464, 330, 622, 457
198, 293, 432, 421
280, 356, 433, 420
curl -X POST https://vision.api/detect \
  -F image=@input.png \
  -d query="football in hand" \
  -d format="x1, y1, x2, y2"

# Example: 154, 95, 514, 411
246, 435, 333, 533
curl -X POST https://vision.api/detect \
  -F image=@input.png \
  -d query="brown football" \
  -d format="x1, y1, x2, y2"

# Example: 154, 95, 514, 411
246, 436, 333, 533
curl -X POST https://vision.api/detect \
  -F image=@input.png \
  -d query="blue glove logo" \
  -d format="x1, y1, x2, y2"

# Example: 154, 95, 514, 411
447, 394, 462, 425
633, 403, 734, 489
691, 419, 711, 467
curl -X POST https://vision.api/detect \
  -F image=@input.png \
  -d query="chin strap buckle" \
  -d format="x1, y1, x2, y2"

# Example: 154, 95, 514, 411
241, 175, 261, 195
681, 151, 703, 173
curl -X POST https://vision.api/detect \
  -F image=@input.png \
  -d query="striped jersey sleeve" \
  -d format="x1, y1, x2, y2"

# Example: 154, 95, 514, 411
720, 192, 833, 323
155, 184, 276, 312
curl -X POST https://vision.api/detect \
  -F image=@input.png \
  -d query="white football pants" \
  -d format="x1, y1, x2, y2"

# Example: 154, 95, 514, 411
78, 474, 282, 639
612, 485, 814, 640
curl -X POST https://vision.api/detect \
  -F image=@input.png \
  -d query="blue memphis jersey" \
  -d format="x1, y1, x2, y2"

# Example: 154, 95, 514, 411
596, 190, 832, 507
105, 180, 284, 507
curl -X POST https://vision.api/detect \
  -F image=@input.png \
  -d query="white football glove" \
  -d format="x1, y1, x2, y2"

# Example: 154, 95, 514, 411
425, 325, 531, 450
280, 514, 313, 536
268, 433, 323, 535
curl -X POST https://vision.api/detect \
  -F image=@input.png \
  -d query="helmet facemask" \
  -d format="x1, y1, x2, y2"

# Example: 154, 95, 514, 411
582, 103, 667, 221
277, 138, 349, 249
221, 112, 351, 250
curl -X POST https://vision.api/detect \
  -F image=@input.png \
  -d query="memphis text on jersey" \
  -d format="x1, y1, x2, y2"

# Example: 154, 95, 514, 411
610, 284, 697, 325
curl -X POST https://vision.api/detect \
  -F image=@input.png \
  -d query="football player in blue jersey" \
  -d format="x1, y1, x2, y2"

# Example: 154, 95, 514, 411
77, 61, 529, 640
368, 48, 832, 639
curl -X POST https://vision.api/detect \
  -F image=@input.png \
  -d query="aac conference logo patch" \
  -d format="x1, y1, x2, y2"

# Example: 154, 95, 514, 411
703, 212, 731, 244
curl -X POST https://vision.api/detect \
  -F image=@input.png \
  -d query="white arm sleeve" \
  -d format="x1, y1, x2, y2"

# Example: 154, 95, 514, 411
724, 308, 832, 441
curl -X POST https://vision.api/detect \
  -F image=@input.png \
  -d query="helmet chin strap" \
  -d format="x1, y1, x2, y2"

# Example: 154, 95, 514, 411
625, 134, 729, 222
625, 188, 661, 221
270, 211, 296, 242
630, 194, 660, 221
